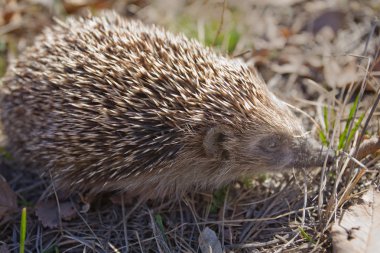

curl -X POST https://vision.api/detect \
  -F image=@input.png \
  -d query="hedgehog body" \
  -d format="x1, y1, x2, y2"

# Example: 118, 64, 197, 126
1, 13, 328, 198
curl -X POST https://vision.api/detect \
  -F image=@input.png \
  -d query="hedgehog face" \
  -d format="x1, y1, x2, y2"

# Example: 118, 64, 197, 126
236, 132, 297, 171
236, 131, 333, 171
203, 127, 332, 172
248, 133, 295, 170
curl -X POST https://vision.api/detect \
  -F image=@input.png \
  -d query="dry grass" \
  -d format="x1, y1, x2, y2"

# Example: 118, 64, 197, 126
0, 0, 379, 252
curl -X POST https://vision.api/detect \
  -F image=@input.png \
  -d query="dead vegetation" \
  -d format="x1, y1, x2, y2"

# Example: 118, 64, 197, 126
0, 0, 379, 252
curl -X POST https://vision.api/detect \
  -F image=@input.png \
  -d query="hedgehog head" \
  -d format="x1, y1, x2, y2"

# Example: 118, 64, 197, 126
202, 91, 332, 173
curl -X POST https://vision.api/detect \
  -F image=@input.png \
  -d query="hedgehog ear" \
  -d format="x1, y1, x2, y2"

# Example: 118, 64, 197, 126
203, 127, 229, 160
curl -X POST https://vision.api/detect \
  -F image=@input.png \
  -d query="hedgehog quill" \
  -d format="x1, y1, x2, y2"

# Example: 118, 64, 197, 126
0, 12, 332, 199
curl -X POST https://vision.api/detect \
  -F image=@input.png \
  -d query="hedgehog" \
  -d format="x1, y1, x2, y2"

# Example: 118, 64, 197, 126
0, 12, 332, 199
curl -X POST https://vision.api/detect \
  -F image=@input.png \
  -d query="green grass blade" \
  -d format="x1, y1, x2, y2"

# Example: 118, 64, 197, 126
319, 130, 329, 146
155, 214, 165, 233
338, 94, 360, 150
347, 112, 365, 145
323, 106, 329, 132
299, 226, 314, 243
227, 28, 240, 54
20, 207, 27, 253
210, 186, 228, 213
0, 146, 13, 160
319, 105, 331, 146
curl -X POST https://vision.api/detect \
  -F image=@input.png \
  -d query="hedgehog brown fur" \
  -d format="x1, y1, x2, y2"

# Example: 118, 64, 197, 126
0, 12, 331, 199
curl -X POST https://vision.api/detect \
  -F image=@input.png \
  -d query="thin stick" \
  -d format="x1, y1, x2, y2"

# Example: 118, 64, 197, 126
213, 0, 227, 47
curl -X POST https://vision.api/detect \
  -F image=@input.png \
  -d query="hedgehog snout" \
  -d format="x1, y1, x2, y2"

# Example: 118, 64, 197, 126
291, 137, 335, 168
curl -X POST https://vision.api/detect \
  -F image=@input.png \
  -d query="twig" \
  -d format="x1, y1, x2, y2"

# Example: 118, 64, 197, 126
213, 0, 227, 47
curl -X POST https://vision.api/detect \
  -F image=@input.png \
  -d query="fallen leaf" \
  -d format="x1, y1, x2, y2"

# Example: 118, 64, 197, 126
367, 190, 380, 253
252, 0, 306, 7
63, 0, 113, 13
331, 186, 380, 253
280, 27, 293, 39
35, 200, 59, 228
60, 201, 77, 221
35, 199, 77, 228
372, 55, 380, 72
199, 227, 223, 253
356, 136, 380, 161
308, 10, 345, 34
0, 175, 17, 220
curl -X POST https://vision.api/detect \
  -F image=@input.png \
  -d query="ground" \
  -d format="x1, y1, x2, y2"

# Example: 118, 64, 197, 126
0, 0, 379, 252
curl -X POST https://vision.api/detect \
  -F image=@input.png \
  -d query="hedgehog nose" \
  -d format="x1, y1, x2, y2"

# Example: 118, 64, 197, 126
293, 137, 335, 168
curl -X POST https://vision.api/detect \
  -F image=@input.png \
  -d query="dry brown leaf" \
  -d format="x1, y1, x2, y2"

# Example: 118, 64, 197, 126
60, 201, 77, 221
373, 55, 380, 72
35, 200, 60, 228
357, 136, 380, 160
332, 187, 380, 253
367, 189, 380, 253
35, 199, 77, 228
0, 176, 17, 220
63, 0, 113, 13
309, 10, 345, 34
252, 0, 306, 7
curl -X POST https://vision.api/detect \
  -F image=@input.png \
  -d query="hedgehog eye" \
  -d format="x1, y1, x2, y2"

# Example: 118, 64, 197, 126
260, 136, 282, 153
267, 141, 277, 150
